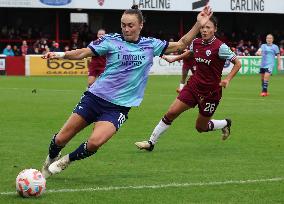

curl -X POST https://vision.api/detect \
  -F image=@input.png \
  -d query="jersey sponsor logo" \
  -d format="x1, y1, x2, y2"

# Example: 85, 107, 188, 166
206, 50, 212, 56
40, 0, 71, 6
121, 54, 146, 66
195, 57, 211, 65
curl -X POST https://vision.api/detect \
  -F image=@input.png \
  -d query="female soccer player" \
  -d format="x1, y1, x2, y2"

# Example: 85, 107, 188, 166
135, 16, 241, 151
256, 34, 281, 97
87, 28, 106, 87
162, 48, 196, 93
41, 5, 213, 178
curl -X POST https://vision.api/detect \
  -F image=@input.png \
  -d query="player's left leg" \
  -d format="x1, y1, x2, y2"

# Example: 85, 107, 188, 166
48, 121, 117, 175
262, 71, 271, 96
195, 113, 231, 140
135, 98, 191, 151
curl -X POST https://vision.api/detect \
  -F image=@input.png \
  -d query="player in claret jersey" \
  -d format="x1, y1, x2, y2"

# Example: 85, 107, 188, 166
87, 28, 106, 87
135, 16, 242, 151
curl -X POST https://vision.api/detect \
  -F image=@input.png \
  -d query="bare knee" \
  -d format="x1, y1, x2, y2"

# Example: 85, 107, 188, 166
195, 125, 207, 133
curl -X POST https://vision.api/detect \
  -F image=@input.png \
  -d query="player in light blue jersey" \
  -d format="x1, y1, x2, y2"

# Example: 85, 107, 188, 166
256, 34, 281, 97
40, 4, 213, 178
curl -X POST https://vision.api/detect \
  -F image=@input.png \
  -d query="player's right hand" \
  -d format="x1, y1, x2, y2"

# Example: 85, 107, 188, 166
162, 55, 174, 63
42, 52, 57, 59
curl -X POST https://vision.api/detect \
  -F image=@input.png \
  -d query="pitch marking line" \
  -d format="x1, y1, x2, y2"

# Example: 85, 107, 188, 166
1, 177, 283, 195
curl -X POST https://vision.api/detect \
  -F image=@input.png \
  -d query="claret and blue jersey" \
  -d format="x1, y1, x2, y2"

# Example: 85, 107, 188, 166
87, 33, 168, 107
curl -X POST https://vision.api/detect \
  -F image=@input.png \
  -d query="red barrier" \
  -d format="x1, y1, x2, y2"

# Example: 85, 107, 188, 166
6, 56, 25, 76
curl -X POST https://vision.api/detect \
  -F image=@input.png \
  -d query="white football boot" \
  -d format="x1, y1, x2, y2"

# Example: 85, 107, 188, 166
41, 152, 61, 179
135, 141, 154, 151
48, 155, 71, 175
222, 119, 232, 140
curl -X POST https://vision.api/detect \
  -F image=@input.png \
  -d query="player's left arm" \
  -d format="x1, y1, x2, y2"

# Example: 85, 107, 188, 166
218, 43, 241, 88
164, 5, 212, 54
277, 53, 281, 70
220, 58, 241, 88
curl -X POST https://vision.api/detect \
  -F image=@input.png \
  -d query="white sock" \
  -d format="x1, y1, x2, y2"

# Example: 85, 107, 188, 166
149, 120, 170, 144
179, 83, 184, 90
210, 119, 227, 130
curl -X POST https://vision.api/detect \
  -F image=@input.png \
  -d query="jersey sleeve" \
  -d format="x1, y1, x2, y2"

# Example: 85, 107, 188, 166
274, 45, 280, 55
87, 36, 110, 56
218, 43, 237, 62
151, 38, 169, 57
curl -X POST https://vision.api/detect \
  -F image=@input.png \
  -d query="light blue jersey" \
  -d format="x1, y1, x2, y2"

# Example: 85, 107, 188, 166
260, 44, 279, 68
88, 33, 168, 107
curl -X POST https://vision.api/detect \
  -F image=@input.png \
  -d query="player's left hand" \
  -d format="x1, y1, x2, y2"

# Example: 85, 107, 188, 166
197, 5, 213, 26
219, 79, 230, 88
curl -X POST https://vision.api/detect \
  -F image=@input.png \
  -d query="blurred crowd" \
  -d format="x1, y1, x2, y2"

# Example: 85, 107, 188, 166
1, 23, 284, 56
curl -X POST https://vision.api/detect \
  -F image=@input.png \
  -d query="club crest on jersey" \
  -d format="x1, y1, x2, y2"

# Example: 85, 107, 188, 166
206, 50, 211, 56
97, 0, 105, 6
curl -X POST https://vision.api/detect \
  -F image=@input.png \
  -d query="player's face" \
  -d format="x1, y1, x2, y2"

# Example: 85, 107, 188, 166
200, 21, 216, 41
121, 14, 143, 41
266, 35, 274, 45
97, 30, 105, 39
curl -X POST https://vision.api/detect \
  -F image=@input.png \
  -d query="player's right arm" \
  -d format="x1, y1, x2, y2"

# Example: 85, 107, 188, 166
42, 48, 93, 60
162, 50, 192, 63
255, 48, 262, 56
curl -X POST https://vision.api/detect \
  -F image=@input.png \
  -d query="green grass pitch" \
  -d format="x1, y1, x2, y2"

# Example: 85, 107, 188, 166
0, 75, 283, 203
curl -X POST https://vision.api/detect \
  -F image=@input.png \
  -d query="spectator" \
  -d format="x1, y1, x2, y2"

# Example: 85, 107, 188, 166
50, 42, 61, 52
21, 40, 29, 56
28, 46, 41, 55
71, 38, 79, 50
64, 45, 70, 52
2, 44, 15, 56
12, 45, 21, 56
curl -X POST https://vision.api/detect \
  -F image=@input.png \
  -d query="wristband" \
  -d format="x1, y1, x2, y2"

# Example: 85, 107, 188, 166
54, 52, 65, 59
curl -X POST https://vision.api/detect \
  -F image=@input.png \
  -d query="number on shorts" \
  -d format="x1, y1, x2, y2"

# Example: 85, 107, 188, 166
204, 103, 216, 113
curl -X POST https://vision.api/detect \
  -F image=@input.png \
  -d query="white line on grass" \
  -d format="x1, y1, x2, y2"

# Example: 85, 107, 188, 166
1, 177, 283, 195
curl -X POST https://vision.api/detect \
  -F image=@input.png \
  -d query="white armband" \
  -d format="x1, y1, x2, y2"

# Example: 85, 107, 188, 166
54, 52, 65, 59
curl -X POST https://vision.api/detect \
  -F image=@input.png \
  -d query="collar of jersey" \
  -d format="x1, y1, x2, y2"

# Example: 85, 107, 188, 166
121, 35, 141, 44
202, 36, 216, 45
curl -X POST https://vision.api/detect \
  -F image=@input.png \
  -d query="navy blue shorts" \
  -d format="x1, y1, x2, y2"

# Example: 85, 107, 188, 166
259, 67, 272, 74
73, 91, 131, 130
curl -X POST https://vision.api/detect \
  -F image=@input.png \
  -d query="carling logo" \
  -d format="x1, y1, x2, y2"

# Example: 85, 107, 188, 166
40, 0, 71, 6
97, 0, 105, 6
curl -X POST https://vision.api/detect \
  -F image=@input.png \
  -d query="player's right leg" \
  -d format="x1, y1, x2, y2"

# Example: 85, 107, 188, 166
42, 113, 88, 178
135, 99, 190, 151
48, 121, 117, 175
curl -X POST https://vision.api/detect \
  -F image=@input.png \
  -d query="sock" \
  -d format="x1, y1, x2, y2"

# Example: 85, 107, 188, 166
261, 79, 264, 88
48, 133, 64, 159
208, 119, 227, 131
149, 115, 172, 144
69, 141, 96, 162
179, 83, 184, 90
262, 80, 269, 92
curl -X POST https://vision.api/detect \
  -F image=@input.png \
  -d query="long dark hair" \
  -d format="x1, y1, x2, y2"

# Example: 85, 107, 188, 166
123, 5, 144, 24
